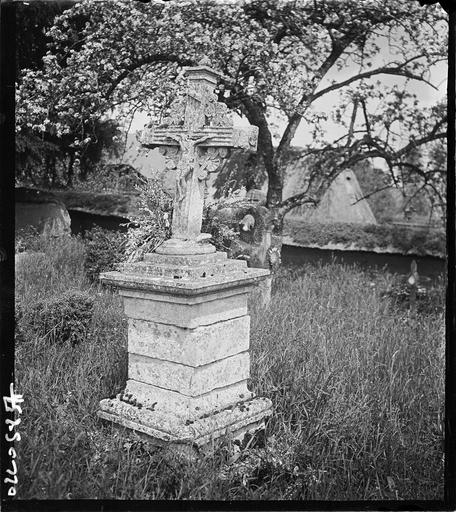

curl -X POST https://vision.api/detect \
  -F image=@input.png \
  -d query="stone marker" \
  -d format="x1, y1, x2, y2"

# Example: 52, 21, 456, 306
98, 59, 272, 452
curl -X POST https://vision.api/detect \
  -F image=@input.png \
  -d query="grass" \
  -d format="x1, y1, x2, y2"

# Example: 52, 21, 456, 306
14, 234, 445, 500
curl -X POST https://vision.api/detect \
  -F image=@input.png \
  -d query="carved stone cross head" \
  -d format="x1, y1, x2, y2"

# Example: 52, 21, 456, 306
139, 58, 259, 255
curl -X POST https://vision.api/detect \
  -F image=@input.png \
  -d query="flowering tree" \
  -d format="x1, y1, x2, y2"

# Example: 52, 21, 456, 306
17, 0, 447, 262
15, 1, 123, 188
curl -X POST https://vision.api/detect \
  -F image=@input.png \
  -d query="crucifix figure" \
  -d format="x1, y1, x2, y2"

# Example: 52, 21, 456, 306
139, 58, 258, 255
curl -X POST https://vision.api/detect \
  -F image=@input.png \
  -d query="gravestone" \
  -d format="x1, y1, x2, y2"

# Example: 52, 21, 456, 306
98, 59, 272, 452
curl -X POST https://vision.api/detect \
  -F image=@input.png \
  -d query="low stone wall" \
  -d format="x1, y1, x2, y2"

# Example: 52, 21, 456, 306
15, 188, 71, 236
283, 220, 445, 259
282, 236, 446, 260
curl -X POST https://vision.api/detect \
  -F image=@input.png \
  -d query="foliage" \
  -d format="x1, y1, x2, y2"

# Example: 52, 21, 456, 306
124, 179, 172, 262
15, 2, 123, 188
15, 132, 62, 188
15, 0, 75, 76
381, 275, 446, 316
82, 226, 128, 282
213, 150, 266, 200
16, 0, 447, 215
287, 220, 445, 257
353, 159, 442, 225
15, 226, 42, 253
202, 202, 241, 253
15, 119, 123, 189
15, 248, 444, 499
73, 163, 148, 194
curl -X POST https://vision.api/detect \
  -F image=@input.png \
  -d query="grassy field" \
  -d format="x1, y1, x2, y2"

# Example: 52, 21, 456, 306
14, 234, 445, 500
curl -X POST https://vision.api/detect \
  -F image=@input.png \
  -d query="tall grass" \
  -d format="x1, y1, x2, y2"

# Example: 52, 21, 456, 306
250, 266, 444, 499
14, 235, 444, 500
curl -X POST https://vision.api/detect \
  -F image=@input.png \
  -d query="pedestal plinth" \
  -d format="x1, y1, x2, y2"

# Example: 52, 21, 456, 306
98, 250, 272, 450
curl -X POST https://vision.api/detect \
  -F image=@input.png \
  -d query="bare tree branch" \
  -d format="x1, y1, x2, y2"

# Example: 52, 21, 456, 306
346, 99, 358, 146
311, 62, 437, 106
278, 192, 319, 216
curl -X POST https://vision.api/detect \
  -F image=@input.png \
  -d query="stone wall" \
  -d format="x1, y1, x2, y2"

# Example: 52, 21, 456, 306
15, 188, 71, 236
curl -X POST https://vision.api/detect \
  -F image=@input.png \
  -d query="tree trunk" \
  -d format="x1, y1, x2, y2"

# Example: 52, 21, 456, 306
239, 100, 285, 273
49, 155, 57, 188
66, 152, 75, 188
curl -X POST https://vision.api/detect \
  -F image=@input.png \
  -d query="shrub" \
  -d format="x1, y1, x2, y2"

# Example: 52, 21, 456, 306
82, 227, 127, 282
202, 207, 239, 253
124, 179, 172, 262
26, 290, 95, 345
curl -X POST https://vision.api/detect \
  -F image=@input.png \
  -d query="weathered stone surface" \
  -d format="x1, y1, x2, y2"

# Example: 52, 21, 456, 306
98, 60, 271, 450
124, 379, 252, 419
49, 188, 139, 219
122, 290, 247, 328
144, 251, 227, 265
98, 396, 272, 448
121, 257, 246, 280
99, 259, 270, 447
128, 315, 250, 366
129, 351, 249, 396
156, 238, 216, 255
139, 60, 257, 254
101, 266, 269, 297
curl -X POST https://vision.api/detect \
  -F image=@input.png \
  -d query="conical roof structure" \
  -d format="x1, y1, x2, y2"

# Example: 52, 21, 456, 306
285, 169, 377, 224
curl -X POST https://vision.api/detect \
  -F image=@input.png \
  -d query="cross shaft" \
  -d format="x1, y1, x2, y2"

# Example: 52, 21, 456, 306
139, 61, 258, 255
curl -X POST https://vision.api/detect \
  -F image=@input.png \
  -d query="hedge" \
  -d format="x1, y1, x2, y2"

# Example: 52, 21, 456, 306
286, 221, 445, 257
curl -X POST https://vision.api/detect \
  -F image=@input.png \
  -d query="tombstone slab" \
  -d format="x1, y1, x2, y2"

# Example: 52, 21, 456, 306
98, 60, 271, 451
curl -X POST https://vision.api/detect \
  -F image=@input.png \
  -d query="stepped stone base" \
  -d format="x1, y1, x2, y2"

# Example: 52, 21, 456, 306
99, 250, 271, 451
98, 396, 272, 450
155, 238, 216, 255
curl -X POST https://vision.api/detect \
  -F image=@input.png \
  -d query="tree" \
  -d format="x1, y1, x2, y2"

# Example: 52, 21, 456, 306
16, 0, 447, 264
15, 0, 77, 76
15, 0, 122, 188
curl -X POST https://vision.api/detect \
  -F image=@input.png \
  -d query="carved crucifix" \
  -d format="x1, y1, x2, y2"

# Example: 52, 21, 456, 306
139, 58, 258, 255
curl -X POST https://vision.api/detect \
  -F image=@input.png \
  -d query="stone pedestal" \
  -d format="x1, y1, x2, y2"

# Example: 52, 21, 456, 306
98, 250, 272, 450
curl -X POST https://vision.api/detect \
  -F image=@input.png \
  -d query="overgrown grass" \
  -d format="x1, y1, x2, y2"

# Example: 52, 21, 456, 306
15, 234, 444, 500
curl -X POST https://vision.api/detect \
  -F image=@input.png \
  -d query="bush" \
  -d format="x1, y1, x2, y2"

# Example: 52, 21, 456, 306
26, 289, 95, 345
124, 179, 172, 262
82, 227, 127, 282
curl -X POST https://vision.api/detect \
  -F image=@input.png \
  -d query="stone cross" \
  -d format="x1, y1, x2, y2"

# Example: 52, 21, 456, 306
139, 58, 258, 254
